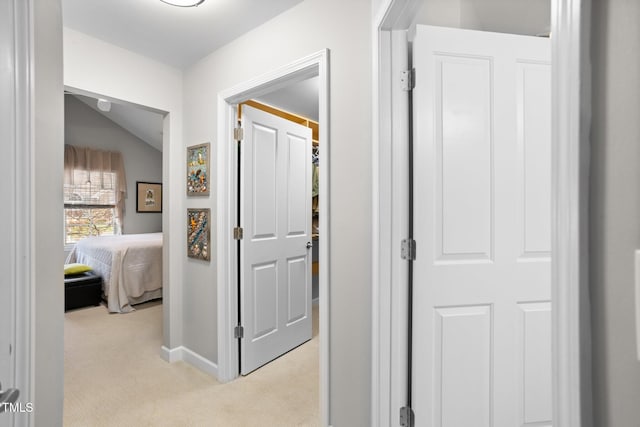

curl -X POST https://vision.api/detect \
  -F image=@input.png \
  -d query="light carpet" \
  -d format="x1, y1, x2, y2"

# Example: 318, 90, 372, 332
64, 301, 319, 427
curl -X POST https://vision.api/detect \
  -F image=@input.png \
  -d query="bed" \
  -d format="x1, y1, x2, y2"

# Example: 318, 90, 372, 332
66, 232, 163, 313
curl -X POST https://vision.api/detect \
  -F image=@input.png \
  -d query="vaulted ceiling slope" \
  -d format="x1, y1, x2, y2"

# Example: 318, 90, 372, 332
73, 94, 165, 152
62, 0, 305, 69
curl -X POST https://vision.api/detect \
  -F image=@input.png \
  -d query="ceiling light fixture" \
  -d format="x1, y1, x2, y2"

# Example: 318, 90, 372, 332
160, 0, 205, 7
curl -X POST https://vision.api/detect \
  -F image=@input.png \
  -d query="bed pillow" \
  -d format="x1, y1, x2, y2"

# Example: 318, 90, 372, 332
64, 263, 93, 275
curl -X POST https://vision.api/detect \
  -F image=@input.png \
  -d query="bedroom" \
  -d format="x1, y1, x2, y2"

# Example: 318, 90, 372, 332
63, 92, 164, 313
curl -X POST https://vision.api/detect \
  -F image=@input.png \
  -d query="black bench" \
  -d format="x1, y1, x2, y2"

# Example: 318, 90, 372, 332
64, 272, 102, 311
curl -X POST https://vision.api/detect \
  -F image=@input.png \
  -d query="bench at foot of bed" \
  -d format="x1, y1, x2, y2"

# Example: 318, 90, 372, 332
64, 272, 102, 311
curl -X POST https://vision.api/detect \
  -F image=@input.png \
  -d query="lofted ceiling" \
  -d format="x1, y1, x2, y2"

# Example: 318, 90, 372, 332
62, 0, 305, 69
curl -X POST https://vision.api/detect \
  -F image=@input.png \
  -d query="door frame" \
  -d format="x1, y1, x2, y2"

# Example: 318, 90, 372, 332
371, 1, 591, 426
6, 1, 34, 425
216, 49, 330, 425
63, 85, 176, 358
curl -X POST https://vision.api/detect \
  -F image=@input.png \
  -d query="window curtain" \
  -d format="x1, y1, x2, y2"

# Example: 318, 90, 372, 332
64, 144, 127, 231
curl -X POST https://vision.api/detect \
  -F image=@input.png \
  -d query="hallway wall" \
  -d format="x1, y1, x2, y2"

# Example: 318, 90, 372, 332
182, 0, 373, 424
590, 0, 640, 425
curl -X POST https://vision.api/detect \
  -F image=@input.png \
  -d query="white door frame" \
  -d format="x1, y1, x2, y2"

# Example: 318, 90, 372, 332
216, 49, 330, 426
371, 1, 591, 426
5, 1, 34, 425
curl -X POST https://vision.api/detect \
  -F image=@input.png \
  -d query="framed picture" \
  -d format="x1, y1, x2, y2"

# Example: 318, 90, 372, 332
187, 208, 211, 261
187, 142, 210, 196
136, 181, 162, 213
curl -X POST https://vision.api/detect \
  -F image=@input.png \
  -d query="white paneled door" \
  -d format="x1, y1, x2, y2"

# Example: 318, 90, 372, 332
239, 105, 313, 375
412, 25, 551, 426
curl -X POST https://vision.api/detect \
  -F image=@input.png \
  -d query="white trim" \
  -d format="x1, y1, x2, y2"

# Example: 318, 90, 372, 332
215, 89, 238, 384
551, 0, 591, 426
372, 2, 413, 426
372, 1, 589, 426
160, 345, 182, 363
371, 12, 412, 426
216, 49, 331, 426
635, 250, 640, 361
11, 1, 34, 425
160, 346, 219, 377
181, 347, 219, 377
370, 9, 384, 426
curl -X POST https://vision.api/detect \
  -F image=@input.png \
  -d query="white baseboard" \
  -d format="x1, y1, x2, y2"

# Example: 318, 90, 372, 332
160, 345, 182, 363
160, 345, 219, 378
181, 346, 219, 377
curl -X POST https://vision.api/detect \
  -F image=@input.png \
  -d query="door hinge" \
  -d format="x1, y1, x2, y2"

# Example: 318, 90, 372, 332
234, 325, 244, 339
234, 127, 244, 142
401, 238, 416, 261
399, 406, 415, 427
233, 227, 244, 240
401, 68, 415, 91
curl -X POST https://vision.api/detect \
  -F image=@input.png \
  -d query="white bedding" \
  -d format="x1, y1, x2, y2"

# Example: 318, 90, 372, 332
66, 233, 163, 313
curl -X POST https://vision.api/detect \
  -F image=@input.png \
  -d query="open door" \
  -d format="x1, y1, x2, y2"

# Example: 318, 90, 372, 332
239, 105, 313, 375
411, 25, 552, 426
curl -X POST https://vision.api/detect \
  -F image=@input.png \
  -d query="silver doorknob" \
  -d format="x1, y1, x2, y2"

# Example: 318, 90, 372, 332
306, 242, 313, 249
0, 381, 19, 413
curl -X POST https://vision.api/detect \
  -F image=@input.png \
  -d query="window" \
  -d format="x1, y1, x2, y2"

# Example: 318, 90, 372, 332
64, 145, 127, 245
64, 170, 118, 244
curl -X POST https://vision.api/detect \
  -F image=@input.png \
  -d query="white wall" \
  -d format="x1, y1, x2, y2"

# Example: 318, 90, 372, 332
63, 27, 184, 350
590, 0, 640, 424
183, 0, 372, 424
64, 95, 163, 235
33, 0, 65, 424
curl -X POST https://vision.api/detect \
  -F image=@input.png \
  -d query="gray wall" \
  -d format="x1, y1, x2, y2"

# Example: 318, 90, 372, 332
64, 95, 163, 235
590, 0, 640, 425
183, 0, 372, 424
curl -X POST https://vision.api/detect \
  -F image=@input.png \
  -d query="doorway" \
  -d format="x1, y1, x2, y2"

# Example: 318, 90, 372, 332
62, 88, 168, 421
372, 0, 588, 426
236, 101, 314, 375
216, 50, 330, 425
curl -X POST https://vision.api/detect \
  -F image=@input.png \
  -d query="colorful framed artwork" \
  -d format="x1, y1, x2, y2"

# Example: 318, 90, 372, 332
187, 208, 211, 261
187, 143, 210, 196
136, 181, 162, 213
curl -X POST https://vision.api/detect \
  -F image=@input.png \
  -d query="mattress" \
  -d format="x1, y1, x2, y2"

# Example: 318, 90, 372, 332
66, 232, 163, 313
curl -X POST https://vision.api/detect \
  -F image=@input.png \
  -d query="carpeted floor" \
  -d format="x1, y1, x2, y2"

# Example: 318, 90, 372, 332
64, 301, 319, 427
